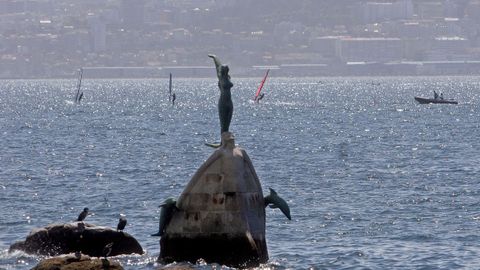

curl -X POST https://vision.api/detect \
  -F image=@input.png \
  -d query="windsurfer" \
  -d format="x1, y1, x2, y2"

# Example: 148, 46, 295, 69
255, 93, 265, 103
254, 69, 269, 104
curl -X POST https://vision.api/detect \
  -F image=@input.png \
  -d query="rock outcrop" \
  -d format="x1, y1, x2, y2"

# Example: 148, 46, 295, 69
31, 253, 123, 270
9, 222, 143, 257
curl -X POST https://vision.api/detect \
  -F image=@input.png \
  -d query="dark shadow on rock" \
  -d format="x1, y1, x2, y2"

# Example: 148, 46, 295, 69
102, 258, 111, 270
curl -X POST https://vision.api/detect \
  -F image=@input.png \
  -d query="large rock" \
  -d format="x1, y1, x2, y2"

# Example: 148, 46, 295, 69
159, 132, 268, 267
32, 253, 123, 270
9, 222, 143, 257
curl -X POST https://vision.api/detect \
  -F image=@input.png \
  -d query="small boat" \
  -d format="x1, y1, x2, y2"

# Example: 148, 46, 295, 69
414, 97, 458, 104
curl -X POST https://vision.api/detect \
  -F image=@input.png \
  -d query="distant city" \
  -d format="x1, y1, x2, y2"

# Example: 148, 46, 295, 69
1, 0, 480, 78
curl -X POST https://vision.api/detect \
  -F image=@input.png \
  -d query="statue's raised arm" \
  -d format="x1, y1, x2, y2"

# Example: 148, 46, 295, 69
208, 54, 222, 79
208, 54, 234, 135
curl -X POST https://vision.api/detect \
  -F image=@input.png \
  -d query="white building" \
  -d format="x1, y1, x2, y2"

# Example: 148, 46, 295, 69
363, 0, 413, 23
337, 37, 404, 62
88, 16, 106, 52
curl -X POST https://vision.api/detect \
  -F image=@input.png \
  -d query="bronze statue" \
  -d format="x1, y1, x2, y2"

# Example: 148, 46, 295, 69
208, 54, 233, 134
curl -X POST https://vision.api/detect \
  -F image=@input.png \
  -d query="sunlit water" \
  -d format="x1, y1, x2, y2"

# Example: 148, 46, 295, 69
1, 77, 480, 269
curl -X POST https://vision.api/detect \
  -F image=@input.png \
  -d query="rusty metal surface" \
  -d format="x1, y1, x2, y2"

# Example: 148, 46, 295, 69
160, 134, 268, 266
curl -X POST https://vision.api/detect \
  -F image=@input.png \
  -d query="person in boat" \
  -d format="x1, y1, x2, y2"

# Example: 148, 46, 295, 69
440, 93, 444, 100
433, 91, 439, 99
172, 93, 176, 106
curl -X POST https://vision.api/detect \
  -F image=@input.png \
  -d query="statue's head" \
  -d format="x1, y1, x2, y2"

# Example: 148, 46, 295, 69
220, 65, 229, 76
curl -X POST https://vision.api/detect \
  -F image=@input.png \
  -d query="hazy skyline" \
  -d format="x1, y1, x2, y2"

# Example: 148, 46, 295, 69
1, 0, 480, 78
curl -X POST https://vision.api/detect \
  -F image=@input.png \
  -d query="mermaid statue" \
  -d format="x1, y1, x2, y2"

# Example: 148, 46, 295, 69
208, 54, 233, 134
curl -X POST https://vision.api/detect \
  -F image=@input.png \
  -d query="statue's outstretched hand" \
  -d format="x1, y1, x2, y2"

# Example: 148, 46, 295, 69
208, 54, 222, 77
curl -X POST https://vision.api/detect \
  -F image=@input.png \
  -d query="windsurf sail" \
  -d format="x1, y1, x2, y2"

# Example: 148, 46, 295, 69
254, 69, 269, 102
74, 68, 83, 103
168, 73, 172, 101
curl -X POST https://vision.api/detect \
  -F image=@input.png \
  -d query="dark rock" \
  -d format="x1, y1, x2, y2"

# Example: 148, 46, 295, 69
9, 222, 143, 257
31, 253, 123, 270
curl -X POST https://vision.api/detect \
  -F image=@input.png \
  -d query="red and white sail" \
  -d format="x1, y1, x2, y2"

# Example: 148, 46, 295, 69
254, 69, 270, 101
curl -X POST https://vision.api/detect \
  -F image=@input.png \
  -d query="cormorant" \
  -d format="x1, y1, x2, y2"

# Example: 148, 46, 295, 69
102, 242, 114, 259
117, 214, 127, 232
77, 207, 89, 221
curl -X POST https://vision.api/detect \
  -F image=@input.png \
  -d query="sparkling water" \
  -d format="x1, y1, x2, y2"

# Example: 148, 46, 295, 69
1, 76, 480, 269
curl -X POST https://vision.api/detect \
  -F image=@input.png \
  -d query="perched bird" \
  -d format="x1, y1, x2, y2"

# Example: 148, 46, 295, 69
77, 207, 89, 221
151, 198, 177, 236
264, 188, 291, 220
117, 214, 127, 232
102, 242, 114, 259
74, 251, 81, 259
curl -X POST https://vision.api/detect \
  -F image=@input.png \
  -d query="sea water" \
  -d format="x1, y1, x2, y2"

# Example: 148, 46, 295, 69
1, 76, 480, 269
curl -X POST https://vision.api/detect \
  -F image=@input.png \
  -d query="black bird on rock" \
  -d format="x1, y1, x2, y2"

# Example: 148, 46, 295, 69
77, 208, 89, 221
117, 214, 127, 232
102, 242, 114, 259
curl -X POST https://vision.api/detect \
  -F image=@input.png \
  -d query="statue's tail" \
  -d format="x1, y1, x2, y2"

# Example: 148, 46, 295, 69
264, 188, 291, 220
204, 142, 221, 148
152, 198, 177, 237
